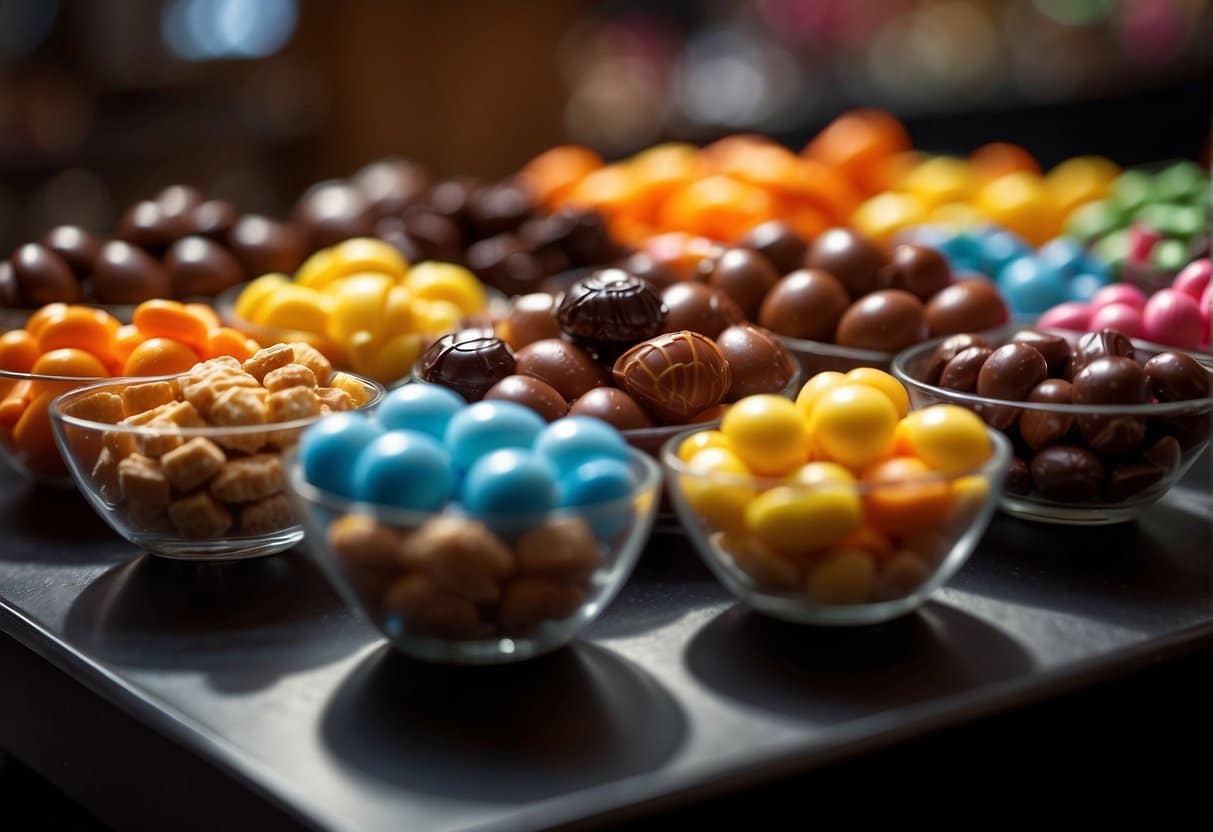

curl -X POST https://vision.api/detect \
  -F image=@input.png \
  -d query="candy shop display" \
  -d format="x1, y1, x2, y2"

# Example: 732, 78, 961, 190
228, 237, 492, 383
0, 300, 263, 479
663, 369, 1008, 624
288, 386, 661, 662
51, 345, 383, 559
893, 327, 1213, 523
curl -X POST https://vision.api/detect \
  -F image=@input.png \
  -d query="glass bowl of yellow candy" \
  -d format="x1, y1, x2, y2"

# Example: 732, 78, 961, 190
220, 237, 499, 386
662, 370, 1010, 626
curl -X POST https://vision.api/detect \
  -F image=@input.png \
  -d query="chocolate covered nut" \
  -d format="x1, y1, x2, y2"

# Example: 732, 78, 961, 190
613, 331, 731, 423
514, 338, 608, 401
924, 333, 988, 385
40, 226, 100, 277
227, 215, 307, 277
924, 279, 1008, 337
659, 282, 743, 340
1010, 330, 1071, 377
497, 293, 561, 350
156, 184, 204, 220
118, 453, 171, 506
557, 269, 666, 345
238, 494, 294, 535
939, 346, 993, 392
1072, 329, 1134, 372
91, 240, 172, 304
715, 323, 796, 400
1105, 462, 1166, 502
1020, 379, 1075, 450
383, 573, 482, 639
515, 517, 602, 583
757, 269, 850, 341
210, 454, 283, 503
740, 220, 808, 276
702, 248, 779, 319
977, 344, 1049, 401
568, 387, 654, 430
404, 516, 514, 605
1073, 356, 1149, 456
497, 577, 585, 633
835, 289, 928, 352
420, 333, 516, 403
484, 375, 569, 422
161, 436, 226, 493
1143, 435, 1182, 471
1143, 351, 1210, 402
1029, 445, 1106, 502
805, 228, 886, 299
1006, 456, 1032, 495
878, 244, 951, 301
11, 243, 80, 306
164, 236, 243, 298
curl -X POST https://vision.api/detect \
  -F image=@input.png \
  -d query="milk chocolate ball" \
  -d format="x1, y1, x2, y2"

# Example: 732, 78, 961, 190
1073, 356, 1149, 456
740, 220, 808, 276
515, 339, 609, 401
703, 248, 779, 319
353, 158, 430, 217
976, 344, 1049, 401
40, 226, 100, 278
228, 215, 308, 277
294, 180, 375, 249
484, 375, 569, 422
497, 293, 561, 350
805, 228, 887, 299
1020, 379, 1075, 450
924, 279, 1008, 337
164, 236, 243, 298
757, 269, 849, 341
619, 252, 681, 291
924, 333, 988, 384
118, 200, 189, 254
1009, 329, 1070, 378
879, 244, 951, 301
835, 289, 927, 352
715, 323, 796, 400
467, 234, 544, 296
91, 241, 171, 304
660, 282, 744, 339
191, 200, 238, 241
569, 387, 654, 430
939, 346, 993, 392
11, 243, 80, 305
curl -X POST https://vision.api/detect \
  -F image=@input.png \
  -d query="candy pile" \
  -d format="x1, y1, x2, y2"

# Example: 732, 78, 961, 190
920, 328, 1210, 505
301, 386, 641, 639
423, 269, 796, 431
673, 369, 995, 605
1039, 259, 1211, 350
60, 344, 373, 541
233, 237, 489, 383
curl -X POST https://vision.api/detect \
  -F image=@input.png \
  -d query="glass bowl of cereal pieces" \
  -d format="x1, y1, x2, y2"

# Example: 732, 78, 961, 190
50, 342, 384, 560
893, 326, 1212, 524
663, 369, 1011, 625
286, 386, 662, 664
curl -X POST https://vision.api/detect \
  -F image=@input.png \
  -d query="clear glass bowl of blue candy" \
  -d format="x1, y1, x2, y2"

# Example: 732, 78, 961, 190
286, 386, 662, 664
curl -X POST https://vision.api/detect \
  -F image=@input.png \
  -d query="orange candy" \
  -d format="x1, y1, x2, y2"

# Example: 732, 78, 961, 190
185, 302, 221, 329
0, 330, 41, 373
862, 457, 954, 537
659, 175, 776, 241
122, 337, 200, 377
208, 327, 259, 362
35, 307, 118, 358
518, 145, 604, 209
133, 299, 211, 353
24, 303, 70, 338
970, 142, 1041, 182
641, 232, 722, 281
112, 324, 148, 364
31, 348, 108, 378
804, 109, 912, 197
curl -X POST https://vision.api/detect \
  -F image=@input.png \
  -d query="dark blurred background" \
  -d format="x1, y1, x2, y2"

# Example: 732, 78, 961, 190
0, 0, 1208, 251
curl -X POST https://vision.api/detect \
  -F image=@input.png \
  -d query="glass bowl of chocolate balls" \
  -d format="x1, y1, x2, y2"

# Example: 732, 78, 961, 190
411, 268, 802, 455
893, 326, 1212, 524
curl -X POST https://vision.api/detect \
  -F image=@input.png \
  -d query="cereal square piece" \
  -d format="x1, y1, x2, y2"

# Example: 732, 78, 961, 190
119, 402, 178, 427
118, 453, 170, 506
64, 391, 125, 424
267, 386, 319, 423
329, 372, 372, 407
121, 381, 176, 417
242, 343, 295, 381
209, 453, 283, 503
92, 447, 121, 503
137, 420, 183, 459
162, 400, 205, 427
102, 428, 137, 460
290, 342, 332, 384
263, 363, 316, 392
127, 500, 171, 533
239, 494, 294, 534
161, 436, 226, 492
210, 387, 269, 453
316, 387, 354, 413
182, 369, 259, 416
168, 491, 233, 539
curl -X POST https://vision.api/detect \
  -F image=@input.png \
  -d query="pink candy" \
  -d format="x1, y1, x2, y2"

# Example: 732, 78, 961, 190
1090, 283, 1148, 310
1089, 302, 1145, 338
1172, 258, 1210, 303
1038, 301, 1092, 331
1201, 284, 1212, 347
1142, 289, 1202, 349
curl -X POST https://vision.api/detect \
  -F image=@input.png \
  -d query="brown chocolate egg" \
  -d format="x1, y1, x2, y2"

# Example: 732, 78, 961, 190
1030, 445, 1106, 502
497, 293, 561, 350
467, 234, 545, 296
659, 282, 744, 339
515, 338, 609, 401
10, 243, 80, 306
164, 236, 243, 298
40, 226, 100, 278
1072, 329, 1135, 375
91, 241, 172, 305
976, 343, 1048, 401
1006, 456, 1031, 495
878, 244, 951, 301
118, 200, 190, 253
924, 279, 1008, 337
1105, 462, 1166, 502
190, 200, 238, 241
1019, 379, 1075, 450
835, 289, 927, 352
1143, 351, 1210, 402
939, 346, 993, 393
612, 331, 732, 423
227, 215, 308, 277
293, 180, 375, 249
0, 261, 18, 306
1009, 329, 1070, 377
715, 323, 796, 400
804, 228, 887, 299
757, 269, 850, 341
702, 248, 779, 319
156, 185, 204, 221
484, 375, 569, 422
353, 157, 430, 217
618, 252, 682, 291
1143, 435, 1182, 470
568, 387, 654, 430
740, 220, 808, 276
419, 333, 516, 403
400, 210, 464, 264
924, 333, 989, 384
1073, 356, 1149, 456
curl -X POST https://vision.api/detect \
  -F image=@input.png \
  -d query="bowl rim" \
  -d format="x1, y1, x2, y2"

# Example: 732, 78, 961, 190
891, 329, 1213, 416
49, 370, 386, 437
285, 443, 663, 527
0, 366, 113, 384
659, 422, 1013, 491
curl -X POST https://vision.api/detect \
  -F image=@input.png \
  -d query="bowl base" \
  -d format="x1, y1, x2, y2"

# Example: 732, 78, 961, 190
998, 495, 1150, 525
136, 526, 305, 561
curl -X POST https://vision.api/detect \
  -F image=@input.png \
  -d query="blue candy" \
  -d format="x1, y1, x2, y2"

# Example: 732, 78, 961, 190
353, 430, 455, 511
1067, 272, 1110, 303
1078, 254, 1112, 283
376, 384, 465, 440
300, 413, 385, 497
534, 416, 630, 477
997, 256, 1069, 315
1036, 237, 1086, 278
462, 448, 558, 533
558, 458, 636, 538
937, 231, 984, 273
444, 400, 546, 471
979, 229, 1030, 276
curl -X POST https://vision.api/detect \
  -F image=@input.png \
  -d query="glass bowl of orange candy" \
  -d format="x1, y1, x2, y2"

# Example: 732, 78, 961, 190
662, 370, 1010, 625
0, 299, 260, 483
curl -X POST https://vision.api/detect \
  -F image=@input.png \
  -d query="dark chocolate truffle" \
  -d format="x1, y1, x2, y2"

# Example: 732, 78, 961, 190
924, 279, 1008, 337
353, 158, 429, 217
484, 375, 569, 422
40, 226, 100, 278
10, 243, 79, 306
612, 331, 731, 423
467, 183, 533, 238
740, 220, 808, 276
90, 241, 172, 305
835, 289, 927, 352
467, 234, 544, 296
568, 387, 654, 431
402, 211, 464, 264
702, 248, 779, 319
164, 236, 243, 298
293, 180, 375, 249
660, 282, 744, 340
228, 215, 308, 277
805, 228, 887, 299
757, 269, 850, 342
419, 333, 516, 403
515, 339, 609, 401
878, 244, 951, 301
715, 323, 796, 400
191, 200, 238, 241
118, 200, 189, 254
557, 269, 666, 347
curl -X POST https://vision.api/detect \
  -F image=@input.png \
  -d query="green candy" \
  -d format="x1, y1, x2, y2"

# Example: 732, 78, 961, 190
1152, 161, 1207, 203
1064, 199, 1121, 242
1111, 169, 1152, 214
1150, 238, 1189, 272
1135, 202, 1204, 239
1092, 229, 1129, 278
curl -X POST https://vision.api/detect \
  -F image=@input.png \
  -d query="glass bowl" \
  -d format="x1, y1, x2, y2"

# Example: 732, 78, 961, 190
50, 371, 384, 560
662, 425, 1011, 626
0, 367, 111, 485
892, 332, 1213, 524
777, 335, 894, 376
286, 447, 662, 664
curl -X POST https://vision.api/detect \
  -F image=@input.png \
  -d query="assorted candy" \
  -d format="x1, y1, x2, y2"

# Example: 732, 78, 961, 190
232, 237, 490, 383
672, 369, 996, 605
300, 386, 643, 640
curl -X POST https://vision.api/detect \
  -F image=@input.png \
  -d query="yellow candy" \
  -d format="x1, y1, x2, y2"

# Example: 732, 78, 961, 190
405, 262, 487, 315
681, 447, 755, 536
806, 384, 897, 470
721, 394, 809, 476
345, 330, 382, 377
795, 371, 847, 419
786, 460, 855, 488
975, 172, 1058, 246
327, 273, 393, 342
413, 299, 464, 335
950, 474, 990, 522
744, 483, 862, 557
1046, 156, 1119, 218
330, 371, 374, 406
234, 273, 289, 322
676, 429, 732, 462
720, 534, 801, 591
297, 238, 407, 288
851, 192, 926, 247
896, 404, 991, 474
902, 156, 975, 209
844, 367, 909, 418
373, 332, 427, 382
805, 549, 876, 605
925, 201, 983, 230
382, 285, 416, 335
257, 285, 332, 333
294, 248, 339, 289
